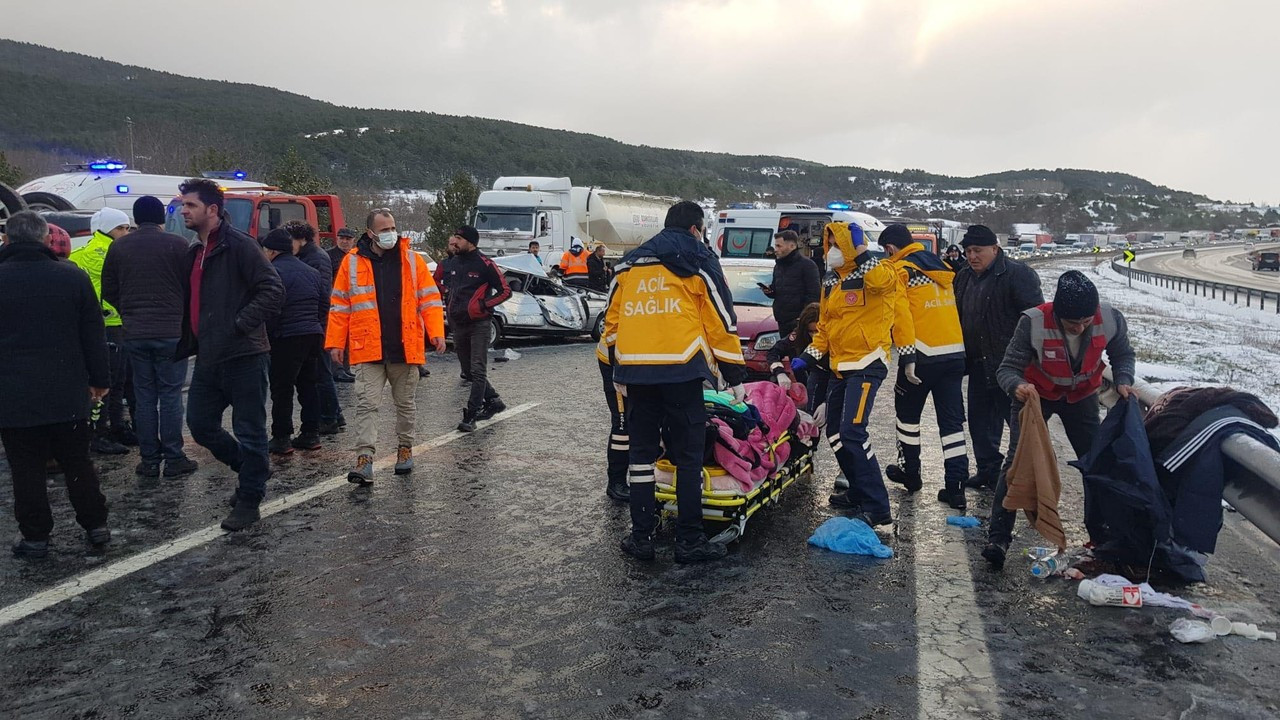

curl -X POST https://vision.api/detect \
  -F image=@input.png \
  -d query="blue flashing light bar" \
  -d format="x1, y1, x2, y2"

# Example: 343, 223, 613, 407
233, 170, 247, 180
116, 185, 130, 194
826, 201, 852, 211
89, 160, 127, 172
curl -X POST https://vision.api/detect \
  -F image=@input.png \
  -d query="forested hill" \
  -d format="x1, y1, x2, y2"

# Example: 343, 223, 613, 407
2, 39, 1262, 232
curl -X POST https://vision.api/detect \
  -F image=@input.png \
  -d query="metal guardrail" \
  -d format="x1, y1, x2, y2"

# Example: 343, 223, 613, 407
1100, 373, 1280, 547
1111, 257, 1280, 313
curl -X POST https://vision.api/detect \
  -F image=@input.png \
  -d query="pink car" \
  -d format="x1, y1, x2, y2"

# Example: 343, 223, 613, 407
720, 258, 783, 378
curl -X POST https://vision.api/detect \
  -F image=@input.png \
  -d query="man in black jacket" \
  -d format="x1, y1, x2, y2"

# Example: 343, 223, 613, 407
952, 225, 1043, 490
0, 211, 112, 558
285, 221, 345, 433
586, 243, 610, 292
762, 230, 820, 337
102, 195, 199, 479
177, 179, 284, 531
263, 228, 329, 455
440, 226, 512, 432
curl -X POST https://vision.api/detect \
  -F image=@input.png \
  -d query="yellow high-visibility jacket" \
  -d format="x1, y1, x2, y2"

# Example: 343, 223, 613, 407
886, 242, 965, 365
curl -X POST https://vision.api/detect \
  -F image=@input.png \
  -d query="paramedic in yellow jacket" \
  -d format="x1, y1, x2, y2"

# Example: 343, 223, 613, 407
879, 224, 970, 512
792, 221, 914, 529
600, 200, 746, 564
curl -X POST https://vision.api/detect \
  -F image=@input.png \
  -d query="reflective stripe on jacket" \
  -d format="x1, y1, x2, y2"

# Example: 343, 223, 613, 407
886, 243, 964, 365
326, 241, 444, 365
1023, 301, 1115, 402
68, 231, 122, 327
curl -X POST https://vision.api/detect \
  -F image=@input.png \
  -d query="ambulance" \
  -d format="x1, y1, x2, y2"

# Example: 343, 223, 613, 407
712, 204, 886, 260
16, 161, 269, 215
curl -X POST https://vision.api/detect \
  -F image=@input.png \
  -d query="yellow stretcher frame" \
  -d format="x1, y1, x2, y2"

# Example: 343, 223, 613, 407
653, 432, 816, 544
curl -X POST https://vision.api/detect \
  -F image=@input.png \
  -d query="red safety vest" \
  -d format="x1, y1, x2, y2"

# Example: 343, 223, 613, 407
1023, 302, 1115, 403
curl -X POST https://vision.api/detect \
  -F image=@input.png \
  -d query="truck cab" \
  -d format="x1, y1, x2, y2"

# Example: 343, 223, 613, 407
713, 205, 886, 260
165, 191, 346, 246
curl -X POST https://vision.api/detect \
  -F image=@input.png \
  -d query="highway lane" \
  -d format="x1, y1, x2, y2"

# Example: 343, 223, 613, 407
1133, 244, 1280, 293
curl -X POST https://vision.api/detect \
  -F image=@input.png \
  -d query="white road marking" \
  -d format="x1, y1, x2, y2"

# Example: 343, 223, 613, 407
0, 403, 539, 629
913, 490, 1000, 718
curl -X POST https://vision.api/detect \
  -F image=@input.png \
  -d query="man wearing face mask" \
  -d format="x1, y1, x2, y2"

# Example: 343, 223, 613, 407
327, 209, 445, 484
981, 270, 1134, 570
791, 222, 914, 531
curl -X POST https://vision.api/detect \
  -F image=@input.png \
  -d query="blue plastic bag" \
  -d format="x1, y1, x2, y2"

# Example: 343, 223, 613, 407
946, 516, 981, 528
807, 517, 893, 558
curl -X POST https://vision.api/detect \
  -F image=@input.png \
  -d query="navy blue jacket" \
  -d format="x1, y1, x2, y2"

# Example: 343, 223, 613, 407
268, 253, 328, 339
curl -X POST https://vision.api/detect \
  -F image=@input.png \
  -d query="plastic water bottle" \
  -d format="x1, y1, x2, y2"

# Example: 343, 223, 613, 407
1030, 552, 1070, 578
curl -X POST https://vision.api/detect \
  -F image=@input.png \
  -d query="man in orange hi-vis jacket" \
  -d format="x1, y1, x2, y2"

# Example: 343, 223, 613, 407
327, 208, 445, 485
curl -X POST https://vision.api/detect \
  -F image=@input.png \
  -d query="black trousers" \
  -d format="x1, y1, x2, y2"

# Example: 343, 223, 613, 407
625, 380, 706, 543
269, 334, 322, 439
894, 358, 969, 487
598, 359, 628, 488
103, 325, 136, 431
967, 363, 1012, 485
989, 393, 1100, 546
1, 421, 108, 541
455, 320, 498, 413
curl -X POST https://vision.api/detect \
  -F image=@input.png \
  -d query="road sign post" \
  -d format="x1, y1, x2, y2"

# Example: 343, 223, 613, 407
1123, 249, 1136, 287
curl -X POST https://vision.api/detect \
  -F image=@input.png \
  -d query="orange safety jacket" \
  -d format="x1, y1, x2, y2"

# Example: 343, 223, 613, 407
559, 249, 590, 275
326, 241, 444, 365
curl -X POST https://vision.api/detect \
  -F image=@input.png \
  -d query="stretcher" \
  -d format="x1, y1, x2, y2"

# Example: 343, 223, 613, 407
653, 432, 816, 544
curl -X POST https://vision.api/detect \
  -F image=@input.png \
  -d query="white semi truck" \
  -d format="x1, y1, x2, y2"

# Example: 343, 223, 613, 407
471, 177, 679, 260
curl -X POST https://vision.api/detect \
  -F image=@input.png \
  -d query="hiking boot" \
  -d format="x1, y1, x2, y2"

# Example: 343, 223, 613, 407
457, 409, 477, 433
135, 460, 161, 478
394, 447, 414, 475
334, 371, 356, 383
828, 493, 863, 512
86, 526, 111, 547
291, 433, 322, 451
418, 365, 431, 378
221, 500, 261, 531
620, 534, 656, 561
982, 542, 1008, 570
833, 474, 849, 491
964, 474, 995, 490
163, 457, 199, 477
348, 455, 374, 485
885, 464, 923, 493
475, 397, 507, 422
90, 434, 129, 455
606, 481, 630, 503
12, 538, 49, 558
318, 421, 343, 436
937, 485, 967, 511
111, 424, 139, 447
674, 537, 728, 563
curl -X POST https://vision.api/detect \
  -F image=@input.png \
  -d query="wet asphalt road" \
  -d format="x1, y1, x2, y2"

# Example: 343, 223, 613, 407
1, 340, 1278, 719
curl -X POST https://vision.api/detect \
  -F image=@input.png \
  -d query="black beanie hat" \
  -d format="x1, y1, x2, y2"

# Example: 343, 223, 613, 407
133, 195, 167, 226
453, 225, 480, 245
262, 227, 294, 252
880, 223, 912, 250
961, 224, 998, 247
1054, 270, 1099, 320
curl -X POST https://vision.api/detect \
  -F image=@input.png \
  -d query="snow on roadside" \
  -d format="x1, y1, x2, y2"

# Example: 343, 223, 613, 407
1032, 256, 1280, 418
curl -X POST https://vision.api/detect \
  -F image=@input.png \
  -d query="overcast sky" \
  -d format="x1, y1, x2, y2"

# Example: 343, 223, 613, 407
6, 0, 1277, 202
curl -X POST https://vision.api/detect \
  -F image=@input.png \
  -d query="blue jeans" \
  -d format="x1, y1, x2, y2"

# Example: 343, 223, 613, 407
186, 353, 271, 503
125, 338, 189, 463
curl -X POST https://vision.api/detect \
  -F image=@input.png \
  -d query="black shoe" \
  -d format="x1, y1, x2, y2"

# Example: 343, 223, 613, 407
334, 371, 356, 383
337, 415, 348, 428
291, 433, 322, 451
937, 486, 967, 511
91, 435, 129, 455
828, 493, 863, 512
86, 526, 111, 546
319, 421, 343, 435
964, 475, 995, 490
135, 460, 161, 478
886, 464, 923, 493
982, 542, 1008, 570
606, 482, 631, 503
163, 457, 199, 477
111, 424, 139, 447
460, 374, 473, 384
852, 509, 894, 528
475, 397, 506, 422
418, 365, 431, 378
268, 437, 294, 455
620, 534, 656, 561
458, 409, 477, 433
12, 538, 49, 558
674, 537, 728, 563
221, 500, 261, 531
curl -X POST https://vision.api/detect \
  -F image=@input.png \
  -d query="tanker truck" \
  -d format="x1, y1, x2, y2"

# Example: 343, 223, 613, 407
471, 177, 679, 260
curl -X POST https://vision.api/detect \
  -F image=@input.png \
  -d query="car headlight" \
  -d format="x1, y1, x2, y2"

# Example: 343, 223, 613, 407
754, 332, 780, 351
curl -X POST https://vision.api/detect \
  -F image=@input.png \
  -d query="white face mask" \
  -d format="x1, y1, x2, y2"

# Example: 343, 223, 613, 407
826, 246, 845, 270
375, 231, 398, 250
